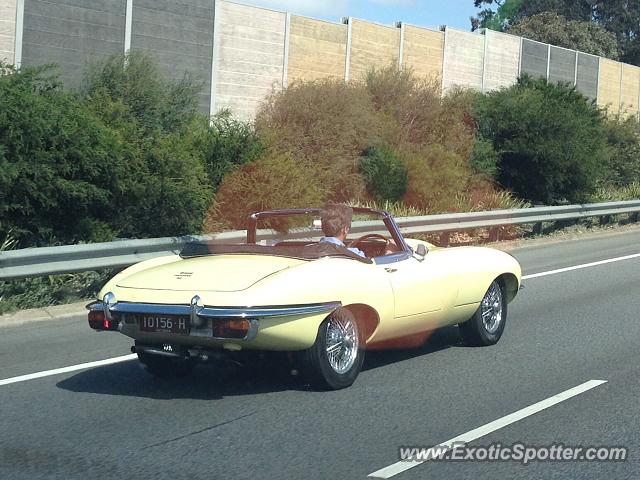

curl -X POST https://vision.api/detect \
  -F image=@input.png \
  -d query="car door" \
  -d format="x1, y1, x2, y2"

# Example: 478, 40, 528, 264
375, 250, 459, 332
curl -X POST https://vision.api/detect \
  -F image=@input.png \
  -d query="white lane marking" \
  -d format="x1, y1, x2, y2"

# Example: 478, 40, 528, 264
0, 354, 137, 387
522, 252, 640, 280
368, 379, 607, 478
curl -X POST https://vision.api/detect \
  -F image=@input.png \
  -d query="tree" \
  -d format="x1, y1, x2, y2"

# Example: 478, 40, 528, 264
475, 76, 609, 204
472, 0, 640, 66
0, 64, 126, 245
471, 0, 524, 31
507, 12, 621, 59
593, 0, 640, 65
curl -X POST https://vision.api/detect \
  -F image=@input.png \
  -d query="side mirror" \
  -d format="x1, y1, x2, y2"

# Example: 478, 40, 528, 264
414, 244, 427, 261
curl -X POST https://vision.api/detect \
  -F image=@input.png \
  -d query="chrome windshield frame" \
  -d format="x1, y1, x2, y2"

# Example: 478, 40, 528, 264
246, 207, 411, 255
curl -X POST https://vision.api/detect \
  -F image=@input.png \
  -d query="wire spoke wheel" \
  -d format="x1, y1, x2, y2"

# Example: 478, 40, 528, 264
302, 308, 365, 390
459, 280, 507, 347
481, 282, 503, 334
325, 314, 359, 374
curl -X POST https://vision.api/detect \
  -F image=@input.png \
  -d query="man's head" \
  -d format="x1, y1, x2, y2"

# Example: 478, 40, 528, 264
321, 203, 354, 241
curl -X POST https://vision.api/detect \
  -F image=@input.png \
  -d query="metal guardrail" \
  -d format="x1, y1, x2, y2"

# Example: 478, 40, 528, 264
1, 200, 639, 280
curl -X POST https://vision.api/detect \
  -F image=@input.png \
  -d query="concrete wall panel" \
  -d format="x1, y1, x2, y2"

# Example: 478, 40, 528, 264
287, 15, 346, 82
483, 29, 520, 92
620, 64, 640, 118
443, 28, 484, 92
21, 0, 126, 88
132, 0, 214, 114
0, 0, 17, 64
576, 52, 598, 100
214, 1, 286, 120
520, 39, 548, 79
349, 18, 400, 81
548, 46, 576, 85
598, 58, 622, 115
402, 25, 443, 82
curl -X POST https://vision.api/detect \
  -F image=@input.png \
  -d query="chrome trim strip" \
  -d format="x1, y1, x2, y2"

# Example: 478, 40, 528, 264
107, 301, 342, 319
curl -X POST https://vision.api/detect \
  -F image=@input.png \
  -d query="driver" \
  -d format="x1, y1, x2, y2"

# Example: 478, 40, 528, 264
319, 203, 366, 257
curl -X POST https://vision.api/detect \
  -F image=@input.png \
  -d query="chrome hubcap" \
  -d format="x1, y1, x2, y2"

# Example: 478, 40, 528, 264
481, 282, 503, 334
325, 314, 359, 374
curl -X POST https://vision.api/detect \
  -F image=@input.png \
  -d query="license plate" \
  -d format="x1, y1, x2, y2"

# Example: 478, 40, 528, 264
138, 315, 190, 335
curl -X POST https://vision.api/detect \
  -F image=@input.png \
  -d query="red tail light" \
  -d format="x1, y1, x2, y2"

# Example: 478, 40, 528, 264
88, 310, 118, 331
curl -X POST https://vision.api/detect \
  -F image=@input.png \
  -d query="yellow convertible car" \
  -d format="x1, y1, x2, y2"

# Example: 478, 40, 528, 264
87, 208, 521, 390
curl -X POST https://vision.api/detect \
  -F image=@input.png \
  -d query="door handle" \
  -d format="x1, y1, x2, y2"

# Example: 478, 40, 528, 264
385, 267, 397, 273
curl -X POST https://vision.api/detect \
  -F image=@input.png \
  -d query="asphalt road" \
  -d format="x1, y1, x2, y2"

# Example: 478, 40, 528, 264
2, 228, 640, 480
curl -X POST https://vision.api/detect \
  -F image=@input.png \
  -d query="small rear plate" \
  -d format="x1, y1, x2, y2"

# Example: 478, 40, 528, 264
137, 315, 190, 335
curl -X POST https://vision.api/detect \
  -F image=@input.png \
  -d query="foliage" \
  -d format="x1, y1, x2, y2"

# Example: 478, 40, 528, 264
204, 152, 326, 231
474, 0, 640, 65
475, 76, 608, 204
590, 182, 640, 202
507, 12, 620, 60
83, 51, 201, 135
472, 0, 525, 31
402, 144, 470, 212
253, 65, 481, 215
0, 270, 115, 315
83, 54, 213, 239
0, 64, 125, 245
359, 145, 408, 203
255, 78, 377, 202
202, 111, 266, 192
602, 118, 640, 187
471, 135, 500, 179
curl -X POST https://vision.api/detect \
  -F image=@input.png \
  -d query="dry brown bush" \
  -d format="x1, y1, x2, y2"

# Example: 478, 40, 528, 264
204, 152, 326, 231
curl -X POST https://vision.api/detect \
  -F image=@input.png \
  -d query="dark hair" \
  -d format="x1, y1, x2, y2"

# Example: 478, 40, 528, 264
320, 203, 353, 237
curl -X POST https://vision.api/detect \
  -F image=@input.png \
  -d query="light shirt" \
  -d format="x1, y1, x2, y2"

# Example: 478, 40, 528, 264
320, 236, 366, 258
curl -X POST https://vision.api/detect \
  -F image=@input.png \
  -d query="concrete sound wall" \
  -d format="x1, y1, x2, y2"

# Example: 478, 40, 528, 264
620, 64, 640, 118
576, 52, 599, 100
12, 0, 640, 120
482, 29, 520, 92
131, 0, 214, 114
213, 1, 286, 120
0, 0, 16, 65
21, 0, 126, 89
287, 15, 347, 83
598, 58, 622, 115
443, 28, 484, 92
348, 18, 400, 81
520, 39, 549, 79
401, 24, 443, 82
548, 46, 576, 85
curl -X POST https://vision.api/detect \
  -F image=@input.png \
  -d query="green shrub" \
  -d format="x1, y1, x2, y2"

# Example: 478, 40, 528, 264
204, 111, 265, 192
475, 76, 608, 204
359, 145, 408, 202
602, 117, 640, 187
0, 270, 116, 315
83, 51, 202, 135
0, 64, 125, 246
402, 144, 470, 213
471, 136, 500, 179
84, 56, 213, 239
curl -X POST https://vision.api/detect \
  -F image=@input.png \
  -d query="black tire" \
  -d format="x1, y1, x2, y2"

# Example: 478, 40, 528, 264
302, 308, 365, 390
137, 350, 195, 378
459, 280, 507, 347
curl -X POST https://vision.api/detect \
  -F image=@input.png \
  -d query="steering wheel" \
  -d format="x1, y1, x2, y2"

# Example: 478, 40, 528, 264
347, 233, 391, 252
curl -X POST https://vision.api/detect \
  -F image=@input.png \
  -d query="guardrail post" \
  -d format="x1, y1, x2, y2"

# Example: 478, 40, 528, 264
600, 215, 613, 226
439, 232, 450, 247
489, 227, 500, 243
533, 222, 543, 235
632, 212, 639, 223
